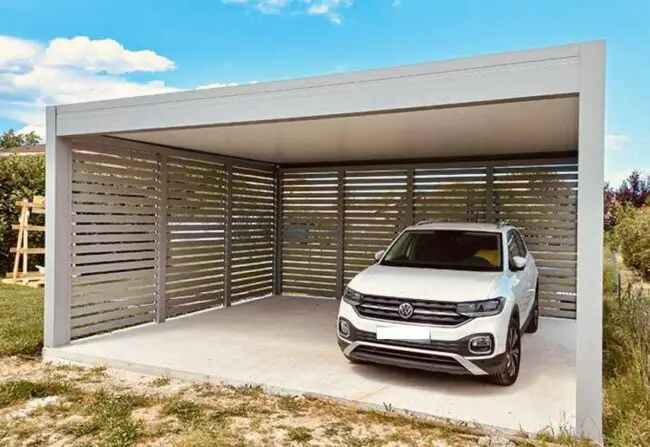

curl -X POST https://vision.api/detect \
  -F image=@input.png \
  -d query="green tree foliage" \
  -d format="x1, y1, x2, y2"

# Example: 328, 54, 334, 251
615, 207, 650, 281
0, 155, 46, 274
0, 129, 41, 150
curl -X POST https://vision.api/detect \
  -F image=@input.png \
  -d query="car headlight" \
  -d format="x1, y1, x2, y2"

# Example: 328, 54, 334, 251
342, 287, 363, 306
456, 297, 505, 317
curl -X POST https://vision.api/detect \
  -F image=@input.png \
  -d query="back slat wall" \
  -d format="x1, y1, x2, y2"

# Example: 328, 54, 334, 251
281, 171, 339, 297
165, 154, 227, 318
70, 145, 160, 339
414, 167, 488, 222
229, 165, 275, 303
493, 163, 578, 319
344, 169, 408, 284
280, 159, 578, 319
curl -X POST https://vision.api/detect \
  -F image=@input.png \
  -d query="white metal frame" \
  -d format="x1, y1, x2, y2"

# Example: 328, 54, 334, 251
44, 41, 606, 442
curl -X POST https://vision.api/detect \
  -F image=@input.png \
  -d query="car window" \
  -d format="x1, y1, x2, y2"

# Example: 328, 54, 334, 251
513, 230, 528, 257
381, 229, 503, 272
507, 230, 523, 259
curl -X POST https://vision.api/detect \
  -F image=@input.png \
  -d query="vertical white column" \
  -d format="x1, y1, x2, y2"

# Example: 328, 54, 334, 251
44, 106, 72, 347
155, 153, 168, 323
576, 40, 606, 444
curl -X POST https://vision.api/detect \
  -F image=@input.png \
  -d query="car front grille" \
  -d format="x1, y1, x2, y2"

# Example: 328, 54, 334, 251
355, 295, 469, 326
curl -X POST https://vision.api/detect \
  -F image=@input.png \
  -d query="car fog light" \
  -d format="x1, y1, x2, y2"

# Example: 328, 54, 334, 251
468, 336, 492, 354
339, 319, 351, 338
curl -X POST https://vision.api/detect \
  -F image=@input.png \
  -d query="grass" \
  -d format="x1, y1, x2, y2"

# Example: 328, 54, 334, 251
602, 283, 650, 446
0, 378, 72, 408
0, 283, 43, 357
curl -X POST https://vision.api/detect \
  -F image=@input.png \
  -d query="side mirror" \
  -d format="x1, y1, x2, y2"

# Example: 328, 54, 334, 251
511, 256, 527, 271
374, 250, 385, 262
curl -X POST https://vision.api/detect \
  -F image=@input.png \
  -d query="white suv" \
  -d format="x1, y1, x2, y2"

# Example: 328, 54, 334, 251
336, 221, 539, 386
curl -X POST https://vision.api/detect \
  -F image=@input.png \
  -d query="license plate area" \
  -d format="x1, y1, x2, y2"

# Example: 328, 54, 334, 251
376, 326, 430, 341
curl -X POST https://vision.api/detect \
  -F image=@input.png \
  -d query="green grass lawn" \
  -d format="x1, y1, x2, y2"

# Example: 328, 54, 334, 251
0, 283, 43, 357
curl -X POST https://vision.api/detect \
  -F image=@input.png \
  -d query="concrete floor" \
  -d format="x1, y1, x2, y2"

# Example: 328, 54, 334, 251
44, 295, 576, 434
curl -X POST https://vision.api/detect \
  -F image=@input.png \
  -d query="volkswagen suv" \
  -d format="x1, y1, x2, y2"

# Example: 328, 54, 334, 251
336, 221, 539, 386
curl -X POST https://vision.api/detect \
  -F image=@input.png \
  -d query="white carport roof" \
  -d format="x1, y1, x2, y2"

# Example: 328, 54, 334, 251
54, 42, 586, 164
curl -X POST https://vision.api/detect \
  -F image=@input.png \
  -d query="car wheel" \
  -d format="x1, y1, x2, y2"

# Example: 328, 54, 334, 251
489, 318, 521, 386
525, 287, 539, 334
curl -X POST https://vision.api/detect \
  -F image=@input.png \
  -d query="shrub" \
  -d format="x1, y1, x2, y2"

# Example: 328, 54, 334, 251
615, 206, 650, 280
0, 154, 45, 274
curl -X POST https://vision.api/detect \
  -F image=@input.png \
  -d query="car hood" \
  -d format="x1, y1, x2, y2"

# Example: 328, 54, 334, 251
347, 264, 502, 302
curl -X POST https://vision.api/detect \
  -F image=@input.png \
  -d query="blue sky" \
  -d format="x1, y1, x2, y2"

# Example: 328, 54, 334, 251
0, 0, 648, 184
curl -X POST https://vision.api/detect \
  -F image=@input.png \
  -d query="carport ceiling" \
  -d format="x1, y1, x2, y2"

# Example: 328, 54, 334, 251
111, 95, 578, 164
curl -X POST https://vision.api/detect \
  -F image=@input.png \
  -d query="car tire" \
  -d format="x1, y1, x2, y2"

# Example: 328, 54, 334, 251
489, 317, 521, 386
525, 287, 539, 334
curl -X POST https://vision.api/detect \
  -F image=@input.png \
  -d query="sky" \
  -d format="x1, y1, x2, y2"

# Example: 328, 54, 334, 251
0, 0, 648, 184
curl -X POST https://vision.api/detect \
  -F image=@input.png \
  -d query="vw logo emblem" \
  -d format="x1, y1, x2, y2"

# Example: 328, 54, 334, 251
398, 302, 414, 319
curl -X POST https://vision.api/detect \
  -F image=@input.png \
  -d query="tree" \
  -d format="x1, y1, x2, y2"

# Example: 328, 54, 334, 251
0, 129, 42, 150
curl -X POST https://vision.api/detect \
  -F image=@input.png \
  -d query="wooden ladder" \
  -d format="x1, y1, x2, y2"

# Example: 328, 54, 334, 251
3, 196, 46, 287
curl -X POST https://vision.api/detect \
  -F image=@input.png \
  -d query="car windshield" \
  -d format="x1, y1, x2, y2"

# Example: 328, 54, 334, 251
380, 229, 503, 272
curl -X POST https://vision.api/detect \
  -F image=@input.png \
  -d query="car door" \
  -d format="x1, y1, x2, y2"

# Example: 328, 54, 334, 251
512, 229, 536, 319
506, 230, 528, 325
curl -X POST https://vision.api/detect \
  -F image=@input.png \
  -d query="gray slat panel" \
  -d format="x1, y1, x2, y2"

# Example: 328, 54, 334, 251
70, 144, 160, 338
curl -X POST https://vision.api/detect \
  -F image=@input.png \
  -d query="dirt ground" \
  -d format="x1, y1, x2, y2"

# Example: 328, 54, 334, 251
0, 356, 504, 447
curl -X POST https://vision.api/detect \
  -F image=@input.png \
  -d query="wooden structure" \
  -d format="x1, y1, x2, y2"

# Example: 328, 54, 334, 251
3, 196, 46, 287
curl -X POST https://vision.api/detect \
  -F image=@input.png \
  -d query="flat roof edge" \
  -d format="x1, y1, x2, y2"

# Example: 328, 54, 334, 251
55, 41, 592, 115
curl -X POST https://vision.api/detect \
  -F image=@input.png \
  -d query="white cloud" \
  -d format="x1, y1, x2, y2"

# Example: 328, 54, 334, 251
605, 133, 632, 151
0, 35, 181, 138
42, 36, 175, 74
221, 0, 352, 23
0, 36, 40, 71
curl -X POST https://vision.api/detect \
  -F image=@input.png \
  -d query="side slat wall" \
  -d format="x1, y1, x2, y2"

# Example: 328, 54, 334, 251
230, 165, 275, 303
493, 163, 578, 318
68, 137, 277, 339
281, 171, 339, 297
165, 154, 227, 318
280, 158, 578, 319
70, 144, 160, 338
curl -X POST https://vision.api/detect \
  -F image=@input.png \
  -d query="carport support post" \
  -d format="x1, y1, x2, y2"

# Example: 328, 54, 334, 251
336, 169, 345, 297
44, 106, 72, 348
273, 167, 282, 296
224, 164, 233, 306
576, 40, 606, 443
155, 154, 168, 323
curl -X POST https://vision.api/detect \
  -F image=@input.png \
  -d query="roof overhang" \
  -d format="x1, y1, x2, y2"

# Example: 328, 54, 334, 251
53, 41, 594, 164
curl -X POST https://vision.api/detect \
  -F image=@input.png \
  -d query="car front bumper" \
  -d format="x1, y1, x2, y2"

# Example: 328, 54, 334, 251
337, 300, 512, 376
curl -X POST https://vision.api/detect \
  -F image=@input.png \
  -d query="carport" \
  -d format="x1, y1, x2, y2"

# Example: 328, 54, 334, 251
43, 41, 605, 441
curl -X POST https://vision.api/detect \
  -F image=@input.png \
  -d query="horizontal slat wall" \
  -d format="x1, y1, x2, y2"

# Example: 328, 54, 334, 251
165, 154, 226, 318
414, 166, 488, 223
229, 165, 275, 303
70, 145, 159, 338
281, 171, 339, 297
280, 158, 578, 319
343, 169, 409, 285
493, 163, 578, 318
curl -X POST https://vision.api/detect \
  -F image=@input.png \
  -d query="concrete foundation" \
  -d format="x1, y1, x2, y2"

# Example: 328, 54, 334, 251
44, 295, 576, 434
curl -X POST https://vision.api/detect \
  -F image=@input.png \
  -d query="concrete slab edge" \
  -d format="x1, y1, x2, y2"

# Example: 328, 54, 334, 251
43, 346, 528, 439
